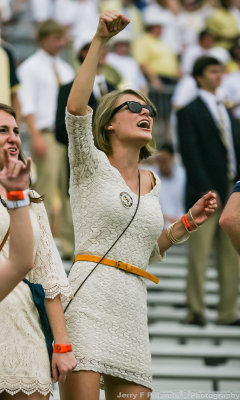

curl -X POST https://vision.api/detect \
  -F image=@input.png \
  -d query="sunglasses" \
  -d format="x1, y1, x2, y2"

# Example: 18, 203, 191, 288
110, 101, 156, 119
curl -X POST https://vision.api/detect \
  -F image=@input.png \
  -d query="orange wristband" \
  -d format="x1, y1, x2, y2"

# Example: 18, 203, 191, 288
181, 214, 194, 232
7, 189, 29, 201
53, 344, 72, 353
7, 191, 25, 201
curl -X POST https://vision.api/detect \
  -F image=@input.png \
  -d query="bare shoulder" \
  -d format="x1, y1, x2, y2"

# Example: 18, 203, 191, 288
140, 168, 156, 193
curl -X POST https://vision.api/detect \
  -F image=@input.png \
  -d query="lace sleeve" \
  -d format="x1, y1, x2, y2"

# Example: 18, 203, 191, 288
66, 107, 104, 184
149, 241, 165, 263
29, 191, 72, 300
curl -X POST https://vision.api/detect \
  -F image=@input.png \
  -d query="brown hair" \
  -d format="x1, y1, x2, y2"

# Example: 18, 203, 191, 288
93, 89, 157, 160
37, 19, 66, 41
0, 103, 43, 203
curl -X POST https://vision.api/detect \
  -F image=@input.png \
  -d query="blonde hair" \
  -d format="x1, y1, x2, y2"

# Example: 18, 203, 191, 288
93, 89, 157, 160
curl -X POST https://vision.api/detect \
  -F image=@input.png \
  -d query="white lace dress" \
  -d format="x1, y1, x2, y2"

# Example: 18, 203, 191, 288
0, 192, 72, 396
64, 109, 164, 390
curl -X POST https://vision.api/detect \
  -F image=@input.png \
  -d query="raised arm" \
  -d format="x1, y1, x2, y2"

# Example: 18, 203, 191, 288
67, 10, 130, 116
0, 149, 33, 302
219, 191, 240, 254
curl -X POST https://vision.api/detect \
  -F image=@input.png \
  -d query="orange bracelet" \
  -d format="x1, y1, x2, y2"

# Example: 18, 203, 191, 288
53, 344, 72, 353
7, 191, 25, 201
181, 214, 194, 232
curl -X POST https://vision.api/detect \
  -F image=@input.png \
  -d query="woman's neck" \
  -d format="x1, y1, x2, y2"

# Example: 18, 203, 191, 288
108, 147, 140, 178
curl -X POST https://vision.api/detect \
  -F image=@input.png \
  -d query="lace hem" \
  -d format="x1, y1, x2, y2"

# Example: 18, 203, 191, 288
75, 358, 152, 390
44, 282, 73, 300
0, 376, 53, 396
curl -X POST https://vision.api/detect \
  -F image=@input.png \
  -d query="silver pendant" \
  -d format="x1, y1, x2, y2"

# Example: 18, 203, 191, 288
120, 192, 133, 208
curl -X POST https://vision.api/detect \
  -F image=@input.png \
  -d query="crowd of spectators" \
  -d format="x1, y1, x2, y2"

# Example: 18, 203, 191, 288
0, 1, 239, 325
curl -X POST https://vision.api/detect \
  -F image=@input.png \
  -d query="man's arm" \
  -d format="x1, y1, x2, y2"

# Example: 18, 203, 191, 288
177, 106, 214, 194
219, 191, 240, 254
55, 83, 72, 146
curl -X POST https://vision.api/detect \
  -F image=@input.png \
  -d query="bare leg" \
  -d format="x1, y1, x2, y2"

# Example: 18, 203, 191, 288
59, 370, 100, 400
104, 375, 151, 400
0, 392, 50, 400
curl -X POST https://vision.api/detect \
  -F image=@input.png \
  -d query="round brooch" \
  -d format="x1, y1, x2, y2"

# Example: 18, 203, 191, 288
120, 192, 133, 208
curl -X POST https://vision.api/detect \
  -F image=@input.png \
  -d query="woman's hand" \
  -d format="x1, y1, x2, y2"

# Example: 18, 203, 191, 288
0, 149, 31, 191
190, 191, 218, 226
95, 10, 130, 42
52, 352, 77, 383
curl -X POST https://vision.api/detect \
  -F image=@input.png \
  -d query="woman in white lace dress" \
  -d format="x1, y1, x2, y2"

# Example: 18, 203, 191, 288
0, 103, 76, 400
61, 11, 218, 400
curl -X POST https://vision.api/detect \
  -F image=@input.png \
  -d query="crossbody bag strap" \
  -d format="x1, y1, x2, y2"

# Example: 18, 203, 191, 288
0, 228, 10, 251
0, 196, 10, 252
64, 170, 141, 313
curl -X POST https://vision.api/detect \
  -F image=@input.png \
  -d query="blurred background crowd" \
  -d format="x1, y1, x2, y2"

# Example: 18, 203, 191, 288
0, 0, 240, 283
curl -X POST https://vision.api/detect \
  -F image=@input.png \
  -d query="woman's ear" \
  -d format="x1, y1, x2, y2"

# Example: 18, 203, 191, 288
104, 123, 113, 132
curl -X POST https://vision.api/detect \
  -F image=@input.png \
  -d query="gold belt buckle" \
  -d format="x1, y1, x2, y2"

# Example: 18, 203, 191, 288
116, 260, 125, 270
116, 261, 132, 273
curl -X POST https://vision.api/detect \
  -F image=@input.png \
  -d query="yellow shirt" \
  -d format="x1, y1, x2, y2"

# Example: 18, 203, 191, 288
225, 60, 240, 73
206, 8, 239, 49
133, 33, 179, 78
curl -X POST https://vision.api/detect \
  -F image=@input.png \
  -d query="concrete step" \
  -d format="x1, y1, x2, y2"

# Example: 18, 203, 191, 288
152, 364, 240, 391
147, 292, 221, 307
149, 323, 240, 341
147, 306, 217, 323
147, 279, 221, 293
54, 387, 240, 400
148, 264, 217, 279
150, 343, 240, 359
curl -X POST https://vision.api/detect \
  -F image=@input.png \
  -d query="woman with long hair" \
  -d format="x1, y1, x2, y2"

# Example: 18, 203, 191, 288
0, 103, 76, 400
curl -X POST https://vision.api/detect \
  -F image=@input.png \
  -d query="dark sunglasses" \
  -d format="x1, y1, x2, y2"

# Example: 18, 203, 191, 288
110, 101, 156, 119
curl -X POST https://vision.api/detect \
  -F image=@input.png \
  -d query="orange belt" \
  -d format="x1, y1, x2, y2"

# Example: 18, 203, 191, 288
75, 254, 159, 284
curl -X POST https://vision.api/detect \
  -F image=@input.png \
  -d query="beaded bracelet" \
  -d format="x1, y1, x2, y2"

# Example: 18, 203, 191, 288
166, 222, 190, 245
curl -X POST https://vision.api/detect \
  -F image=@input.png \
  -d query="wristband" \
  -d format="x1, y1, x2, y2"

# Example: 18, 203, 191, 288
181, 214, 194, 232
7, 189, 29, 201
53, 344, 72, 353
7, 197, 30, 209
7, 189, 30, 209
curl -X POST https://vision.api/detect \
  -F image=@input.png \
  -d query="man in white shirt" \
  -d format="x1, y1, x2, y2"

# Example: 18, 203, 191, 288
149, 143, 186, 229
17, 19, 75, 258
177, 56, 240, 326
106, 30, 148, 93
222, 70, 240, 124
181, 29, 230, 75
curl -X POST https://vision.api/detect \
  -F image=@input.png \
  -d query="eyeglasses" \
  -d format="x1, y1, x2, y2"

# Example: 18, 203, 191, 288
110, 101, 156, 119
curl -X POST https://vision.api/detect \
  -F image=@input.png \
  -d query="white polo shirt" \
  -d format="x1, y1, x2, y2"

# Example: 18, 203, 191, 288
17, 49, 75, 130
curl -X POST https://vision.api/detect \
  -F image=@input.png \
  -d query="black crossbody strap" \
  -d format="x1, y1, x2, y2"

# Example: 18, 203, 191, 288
64, 171, 141, 313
